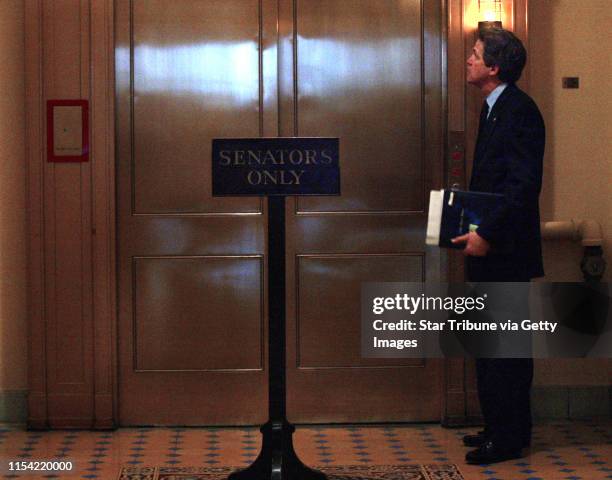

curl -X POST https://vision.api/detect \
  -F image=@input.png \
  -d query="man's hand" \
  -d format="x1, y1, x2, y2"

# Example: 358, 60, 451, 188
451, 231, 491, 256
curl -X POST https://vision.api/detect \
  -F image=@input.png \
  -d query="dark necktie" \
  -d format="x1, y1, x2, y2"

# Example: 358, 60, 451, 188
474, 101, 490, 162
478, 100, 489, 135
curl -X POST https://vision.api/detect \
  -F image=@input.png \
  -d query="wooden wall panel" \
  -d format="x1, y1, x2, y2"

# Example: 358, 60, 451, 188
42, 0, 93, 428
90, 0, 116, 429
25, 0, 47, 430
26, 0, 115, 429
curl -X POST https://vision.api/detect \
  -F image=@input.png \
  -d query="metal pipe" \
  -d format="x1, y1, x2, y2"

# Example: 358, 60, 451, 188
541, 220, 606, 281
541, 219, 604, 247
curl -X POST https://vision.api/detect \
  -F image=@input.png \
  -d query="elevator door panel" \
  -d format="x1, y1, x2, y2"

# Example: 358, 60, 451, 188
117, 0, 443, 425
283, 0, 443, 422
116, 0, 274, 425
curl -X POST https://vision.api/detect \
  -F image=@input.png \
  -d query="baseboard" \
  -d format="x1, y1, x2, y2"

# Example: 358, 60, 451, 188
532, 385, 611, 419
2, 387, 610, 426
0, 390, 27, 423
443, 386, 610, 427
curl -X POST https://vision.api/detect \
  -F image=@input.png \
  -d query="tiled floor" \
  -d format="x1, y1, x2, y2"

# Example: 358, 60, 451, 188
0, 419, 610, 479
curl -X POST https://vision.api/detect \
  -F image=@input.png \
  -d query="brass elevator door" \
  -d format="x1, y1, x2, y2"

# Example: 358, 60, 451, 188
116, 0, 444, 425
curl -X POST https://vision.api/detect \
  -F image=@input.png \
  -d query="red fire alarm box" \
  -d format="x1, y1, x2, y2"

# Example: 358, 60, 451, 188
47, 99, 89, 162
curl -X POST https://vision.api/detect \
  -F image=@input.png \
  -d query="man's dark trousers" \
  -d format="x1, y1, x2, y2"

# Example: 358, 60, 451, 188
469, 270, 533, 449
476, 358, 533, 448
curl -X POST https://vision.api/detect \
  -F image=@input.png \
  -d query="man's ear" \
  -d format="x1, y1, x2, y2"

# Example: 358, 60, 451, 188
489, 64, 500, 77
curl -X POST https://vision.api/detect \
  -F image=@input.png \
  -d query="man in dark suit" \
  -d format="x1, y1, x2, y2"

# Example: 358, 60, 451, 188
451, 28, 545, 464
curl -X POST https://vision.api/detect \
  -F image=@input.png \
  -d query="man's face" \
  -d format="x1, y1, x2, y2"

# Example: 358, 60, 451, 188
466, 40, 494, 87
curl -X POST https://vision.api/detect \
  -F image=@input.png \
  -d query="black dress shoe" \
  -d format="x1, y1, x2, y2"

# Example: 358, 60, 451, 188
463, 431, 531, 448
465, 441, 524, 465
463, 431, 487, 447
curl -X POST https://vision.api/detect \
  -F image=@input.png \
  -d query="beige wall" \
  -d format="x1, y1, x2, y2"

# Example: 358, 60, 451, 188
0, 1, 27, 392
529, 0, 612, 386
531, 0, 611, 282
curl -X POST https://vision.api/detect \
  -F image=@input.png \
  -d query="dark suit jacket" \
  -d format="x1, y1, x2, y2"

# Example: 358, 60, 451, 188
467, 83, 545, 281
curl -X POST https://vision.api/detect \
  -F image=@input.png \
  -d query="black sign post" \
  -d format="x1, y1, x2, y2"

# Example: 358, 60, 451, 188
212, 138, 340, 480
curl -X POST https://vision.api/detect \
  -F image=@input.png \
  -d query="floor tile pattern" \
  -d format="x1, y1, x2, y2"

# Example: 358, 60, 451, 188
0, 420, 609, 480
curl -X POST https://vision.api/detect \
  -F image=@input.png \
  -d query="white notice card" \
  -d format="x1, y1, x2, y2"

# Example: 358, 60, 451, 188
53, 106, 83, 156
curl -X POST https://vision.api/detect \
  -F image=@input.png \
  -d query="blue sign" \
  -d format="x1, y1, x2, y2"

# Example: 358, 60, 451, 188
212, 137, 340, 196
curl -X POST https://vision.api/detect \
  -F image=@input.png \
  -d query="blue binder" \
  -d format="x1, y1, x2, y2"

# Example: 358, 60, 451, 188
426, 189, 504, 248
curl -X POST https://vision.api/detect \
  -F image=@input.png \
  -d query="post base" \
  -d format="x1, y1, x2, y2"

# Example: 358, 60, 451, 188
228, 420, 327, 480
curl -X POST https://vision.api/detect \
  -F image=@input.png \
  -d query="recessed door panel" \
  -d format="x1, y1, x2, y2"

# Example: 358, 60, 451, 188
297, 255, 424, 368
131, 0, 262, 214
295, 0, 423, 213
133, 256, 263, 371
